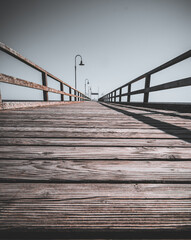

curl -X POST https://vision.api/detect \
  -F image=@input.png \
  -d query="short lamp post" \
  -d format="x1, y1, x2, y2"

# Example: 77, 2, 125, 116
85, 79, 89, 96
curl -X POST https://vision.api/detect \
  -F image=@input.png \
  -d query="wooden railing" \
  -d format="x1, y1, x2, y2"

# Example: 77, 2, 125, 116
99, 50, 191, 103
0, 42, 90, 104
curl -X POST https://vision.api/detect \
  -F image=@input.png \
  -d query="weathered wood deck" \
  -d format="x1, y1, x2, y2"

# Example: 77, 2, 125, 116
0, 101, 191, 239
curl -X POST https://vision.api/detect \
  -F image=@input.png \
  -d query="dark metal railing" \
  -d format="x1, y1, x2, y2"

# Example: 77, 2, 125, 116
99, 50, 191, 103
0, 42, 90, 104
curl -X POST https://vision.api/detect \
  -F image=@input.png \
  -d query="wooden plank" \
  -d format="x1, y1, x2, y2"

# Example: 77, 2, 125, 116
1, 126, 191, 133
0, 101, 81, 111
1, 131, 191, 138
0, 116, 190, 125
0, 112, 191, 123
1, 183, 189, 200
0, 160, 191, 182
1, 121, 191, 129
0, 184, 191, 231
0, 146, 191, 160
0, 126, 191, 141
0, 137, 191, 147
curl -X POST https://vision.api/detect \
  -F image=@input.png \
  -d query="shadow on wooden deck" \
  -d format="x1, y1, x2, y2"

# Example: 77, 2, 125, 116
101, 102, 191, 144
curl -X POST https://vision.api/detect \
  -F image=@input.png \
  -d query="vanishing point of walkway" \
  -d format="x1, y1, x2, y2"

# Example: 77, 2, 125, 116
0, 101, 191, 238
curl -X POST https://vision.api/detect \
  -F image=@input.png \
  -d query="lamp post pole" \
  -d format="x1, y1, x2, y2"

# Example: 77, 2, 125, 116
85, 79, 89, 96
75, 55, 85, 90
89, 87, 91, 99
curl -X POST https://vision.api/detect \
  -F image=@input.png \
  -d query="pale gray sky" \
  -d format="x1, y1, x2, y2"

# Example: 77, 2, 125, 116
0, 0, 191, 102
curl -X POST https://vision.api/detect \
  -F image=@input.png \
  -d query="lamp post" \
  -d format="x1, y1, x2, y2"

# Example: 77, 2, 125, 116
85, 79, 89, 96
88, 86, 92, 99
75, 55, 85, 90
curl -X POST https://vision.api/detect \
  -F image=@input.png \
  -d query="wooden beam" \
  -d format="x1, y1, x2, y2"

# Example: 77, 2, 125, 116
60, 82, 64, 101
144, 75, 151, 103
0, 73, 84, 99
69, 87, 72, 101
127, 84, 131, 102
104, 50, 191, 94
127, 77, 191, 96
42, 72, 48, 101
119, 88, 122, 102
100, 50, 191, 100
0, 42, 85, 95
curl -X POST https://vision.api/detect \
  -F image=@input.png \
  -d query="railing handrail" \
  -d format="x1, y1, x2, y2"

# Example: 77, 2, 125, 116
99, 50, 191, 103
0, 73, 79, 98
0, 42, 90, 101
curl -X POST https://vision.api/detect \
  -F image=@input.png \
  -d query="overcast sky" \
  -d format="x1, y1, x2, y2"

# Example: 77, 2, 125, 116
0, 0, 191, 102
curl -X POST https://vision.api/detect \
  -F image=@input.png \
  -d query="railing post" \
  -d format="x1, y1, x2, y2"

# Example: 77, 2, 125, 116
127, 84, 131, 103
144, 74, 151, 103
42, 72, 48, 101
119, 88, 122, 102
60, 83, 64, 101
74, 90, 77, 101
69, 87, 72, 101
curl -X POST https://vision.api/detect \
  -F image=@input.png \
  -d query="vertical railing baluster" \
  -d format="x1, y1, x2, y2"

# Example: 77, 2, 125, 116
144, 75, 151, 103
42, 72, 48, 101
114, 91, 116, 102
127, 84, 131, 103
69, 87, 72, 101
60, 83, 64, 101
119, 88, 122, 102
74, 90, 76, 101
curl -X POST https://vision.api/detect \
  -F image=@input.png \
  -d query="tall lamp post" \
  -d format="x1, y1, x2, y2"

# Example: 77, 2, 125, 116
85, 79, 89, 96
75, 55, 85, 90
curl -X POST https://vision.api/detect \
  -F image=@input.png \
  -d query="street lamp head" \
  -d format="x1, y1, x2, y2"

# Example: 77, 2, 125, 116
79, 60, 85, 66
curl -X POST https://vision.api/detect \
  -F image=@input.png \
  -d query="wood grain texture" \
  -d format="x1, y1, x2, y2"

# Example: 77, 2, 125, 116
0, 101, 191, 237
0, 146, 191, 160
0, 184, 191, 230
0, 137, 191, 147
0, 160, 191, 182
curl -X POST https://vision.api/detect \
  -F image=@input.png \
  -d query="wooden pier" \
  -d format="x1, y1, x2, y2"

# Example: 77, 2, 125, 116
0, 101, 191, 239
